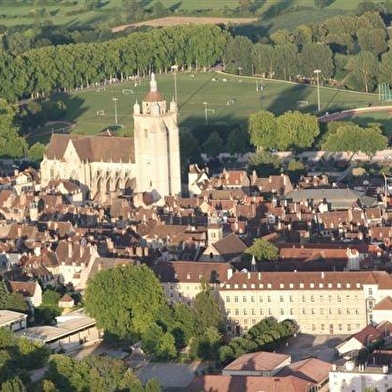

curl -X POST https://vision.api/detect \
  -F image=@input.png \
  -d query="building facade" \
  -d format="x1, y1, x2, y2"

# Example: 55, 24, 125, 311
41, 73, 181, 202
220, 271, 392, 336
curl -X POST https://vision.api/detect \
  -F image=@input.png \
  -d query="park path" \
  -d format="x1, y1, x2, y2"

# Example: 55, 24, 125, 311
318, 105, 392, 122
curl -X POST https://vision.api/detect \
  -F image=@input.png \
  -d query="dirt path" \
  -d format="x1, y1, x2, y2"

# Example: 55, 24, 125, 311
112, 16, 258, 33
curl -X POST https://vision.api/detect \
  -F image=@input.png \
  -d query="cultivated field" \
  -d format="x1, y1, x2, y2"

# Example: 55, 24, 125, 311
0, 0, 359, 28
112, 16, 259, 32
35, 71, 387, 145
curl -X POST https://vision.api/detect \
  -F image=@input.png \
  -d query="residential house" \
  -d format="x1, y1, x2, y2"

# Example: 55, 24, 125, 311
199, 233, 247, 262
9, 280, 42, 308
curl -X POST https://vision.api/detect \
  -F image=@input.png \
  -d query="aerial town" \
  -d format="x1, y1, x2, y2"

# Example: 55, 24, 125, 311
3, 1, 392, 392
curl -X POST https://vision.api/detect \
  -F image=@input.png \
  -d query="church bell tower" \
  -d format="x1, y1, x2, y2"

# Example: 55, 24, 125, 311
133, 73, 181, 201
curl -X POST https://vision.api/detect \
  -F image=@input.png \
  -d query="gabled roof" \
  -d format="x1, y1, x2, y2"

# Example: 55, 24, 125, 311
277, 357, 331, 384
45, 134, 135, 163
353, 325, 382, 346
224, 351, 290, 372
374, 296, 392, 311
212, 233, 247, 261
9, 281, 37, 297
188, 375, 312, 392
153, 261, 231, 283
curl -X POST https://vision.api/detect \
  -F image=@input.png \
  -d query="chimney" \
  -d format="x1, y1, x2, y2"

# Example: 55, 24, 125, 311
258, 272, 261, 280
321, 271, 325, 279
247, 272, 251, 279
17, 226, 22, 238
227, 268, 233, 280
68, 242, 73, 258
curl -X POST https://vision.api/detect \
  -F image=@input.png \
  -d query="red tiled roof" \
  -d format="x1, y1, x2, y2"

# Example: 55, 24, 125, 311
9, 281, 37, 297
221, 271, 392, 291
277, 357, 331, 384
224, 351, 290, 372
188, 375, 312, 392
153, 261, 231, 283
353, 325, 382, 345
374, 296, 392, 311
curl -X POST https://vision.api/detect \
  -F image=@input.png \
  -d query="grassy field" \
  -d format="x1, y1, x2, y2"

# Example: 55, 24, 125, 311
33, 71, 386, 145
0, 0, 358, 28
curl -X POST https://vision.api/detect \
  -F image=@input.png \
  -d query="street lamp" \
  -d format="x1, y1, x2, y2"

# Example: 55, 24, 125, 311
112, 97, 118, 125
171, 64, 178, 103
314, 69, 321, 112
203, 102, 208, 125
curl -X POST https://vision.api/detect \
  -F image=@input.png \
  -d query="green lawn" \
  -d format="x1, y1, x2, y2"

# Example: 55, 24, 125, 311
35, 72, 385, 145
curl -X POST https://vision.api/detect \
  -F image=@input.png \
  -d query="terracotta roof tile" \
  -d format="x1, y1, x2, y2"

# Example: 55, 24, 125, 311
188, 375, 312, 392
374, 296, 392, 311
153, 261, 231, 283
221, 271, 392, 291
277, 357, 331, 384
45, 134, 135, 163
224, 351, 290, 372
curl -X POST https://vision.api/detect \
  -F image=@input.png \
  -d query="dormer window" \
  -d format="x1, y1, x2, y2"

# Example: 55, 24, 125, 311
267, 283, 272, 289
300, 283, 304, 288
280, 283, 284, 289
186, 273, 191, 280
337, 283, 341, 288
310, 283, 315, 288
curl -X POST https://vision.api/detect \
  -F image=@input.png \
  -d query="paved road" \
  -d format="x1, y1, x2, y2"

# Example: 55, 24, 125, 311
277, 333, 348, 362
137, 361, 206, 389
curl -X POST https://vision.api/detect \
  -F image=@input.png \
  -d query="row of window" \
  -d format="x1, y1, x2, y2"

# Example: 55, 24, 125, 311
228, 307, 362, 317
225, 282, 366, 290
226, 294, 360, 303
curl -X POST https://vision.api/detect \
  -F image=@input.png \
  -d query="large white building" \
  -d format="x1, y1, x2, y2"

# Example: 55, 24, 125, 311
41, 73, 181, 203
221, 271, 392, 336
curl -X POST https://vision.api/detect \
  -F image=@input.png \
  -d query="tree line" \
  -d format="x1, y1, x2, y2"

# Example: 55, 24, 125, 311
249, 109, 389, 155
0, 24, 229, 102
225, 9, 392, 92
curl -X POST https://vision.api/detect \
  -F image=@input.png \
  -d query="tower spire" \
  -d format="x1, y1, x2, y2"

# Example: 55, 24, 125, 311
150, 72, 157, 92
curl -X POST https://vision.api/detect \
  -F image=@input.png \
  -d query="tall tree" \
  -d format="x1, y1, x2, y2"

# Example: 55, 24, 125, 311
193, 280, 224, 335
224, 36, 253, 75
84, 265, 168, 340
322, 123, 388, 157
275, 111, 319, 151
346, 51, 379, 92
203, 131, 223, 158
248, 110, 277, 150
245, 238, 279, 261
0, 100, 27, 158
357, 27, 388, 56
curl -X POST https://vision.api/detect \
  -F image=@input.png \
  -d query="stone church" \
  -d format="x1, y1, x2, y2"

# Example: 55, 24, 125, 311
41, 74, 181, 203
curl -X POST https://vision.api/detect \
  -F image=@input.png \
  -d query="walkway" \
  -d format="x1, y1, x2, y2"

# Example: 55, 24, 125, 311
318, 105, 392, 122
